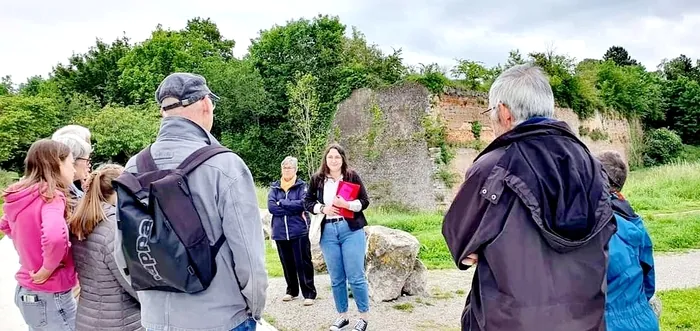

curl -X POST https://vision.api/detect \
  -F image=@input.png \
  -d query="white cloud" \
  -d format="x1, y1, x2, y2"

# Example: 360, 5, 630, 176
1, 0, 699, 84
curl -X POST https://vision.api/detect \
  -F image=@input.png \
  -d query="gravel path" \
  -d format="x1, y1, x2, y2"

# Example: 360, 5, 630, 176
2, 234, 700, 331
263, 251, 700, 331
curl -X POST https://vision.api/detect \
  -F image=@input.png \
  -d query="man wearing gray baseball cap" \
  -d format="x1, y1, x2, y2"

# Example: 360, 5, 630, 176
115, 73, 268, 331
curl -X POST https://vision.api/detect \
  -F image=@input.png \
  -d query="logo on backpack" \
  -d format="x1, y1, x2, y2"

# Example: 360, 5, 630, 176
136, 218, 162, 281
113, 145, 231, 293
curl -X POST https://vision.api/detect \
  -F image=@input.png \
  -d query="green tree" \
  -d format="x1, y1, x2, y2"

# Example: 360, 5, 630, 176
643, 128, 683, 166
603, 46, 639, 66
118, 18, 234, 104
451, 59, 490, 91
0, 95, 63, 170
76, 104, 161, 165
658, 55, 699, 81
662, 76, 700, 144
406, 63, 450, 94
505, 49, 526, 69
337, 27, 406, 97
52, 36, 132, 106
287, 73, 325, 178
0, 76, 13, 95
248, 14, 347, 119
596, 60, 663, 121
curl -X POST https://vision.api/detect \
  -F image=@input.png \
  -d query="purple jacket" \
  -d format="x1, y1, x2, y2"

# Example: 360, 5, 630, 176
443, 119, 616, 331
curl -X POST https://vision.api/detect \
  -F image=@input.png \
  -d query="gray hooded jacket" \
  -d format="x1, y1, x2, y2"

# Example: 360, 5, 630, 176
115, 116, 268, 331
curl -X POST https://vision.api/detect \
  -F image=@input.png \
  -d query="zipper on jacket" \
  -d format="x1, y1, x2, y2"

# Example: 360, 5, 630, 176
284, 190, 290, 240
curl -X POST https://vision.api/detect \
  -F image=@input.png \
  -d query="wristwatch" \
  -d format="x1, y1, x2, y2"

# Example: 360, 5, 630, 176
319, 203, 326, 214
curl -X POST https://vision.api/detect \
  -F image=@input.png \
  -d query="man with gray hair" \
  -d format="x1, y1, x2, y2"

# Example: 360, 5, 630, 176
443, 64, 616, 330
115, 72, 268, 331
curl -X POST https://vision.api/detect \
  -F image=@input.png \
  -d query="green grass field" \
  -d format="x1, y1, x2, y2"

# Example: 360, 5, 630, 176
659, 287, 700, 330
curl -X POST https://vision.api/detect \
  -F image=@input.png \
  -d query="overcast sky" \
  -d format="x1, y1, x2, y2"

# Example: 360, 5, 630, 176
1, 0, 699, 84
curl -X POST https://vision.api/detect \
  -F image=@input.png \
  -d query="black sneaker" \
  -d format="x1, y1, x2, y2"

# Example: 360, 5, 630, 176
353, 319, 368, 331
330, 317, 350, 331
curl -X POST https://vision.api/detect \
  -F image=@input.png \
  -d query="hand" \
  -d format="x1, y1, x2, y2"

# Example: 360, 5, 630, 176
322, 205, 340, 216
333, 195, 349, 209
29, 267, 54, 284
461, 253, 478, 266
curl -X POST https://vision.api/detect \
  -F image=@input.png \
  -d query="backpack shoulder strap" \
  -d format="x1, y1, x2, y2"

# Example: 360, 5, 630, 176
177, 145, 232, 175
135, 145, 158, 173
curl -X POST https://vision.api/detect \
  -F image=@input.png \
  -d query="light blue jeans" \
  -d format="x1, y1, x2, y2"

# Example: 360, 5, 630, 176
147, 317, 256, 331
14, 285, 76, 331
320, 219, 370, 313
231, 317, 257, 331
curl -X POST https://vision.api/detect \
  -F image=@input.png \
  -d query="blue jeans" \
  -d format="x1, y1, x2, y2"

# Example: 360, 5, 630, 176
320, 219, 370, 313
231, 317, 256, 331
14, 285, 77, 331
147, 317, 256, 331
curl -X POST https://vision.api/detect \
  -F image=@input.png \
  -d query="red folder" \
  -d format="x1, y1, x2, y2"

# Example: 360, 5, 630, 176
335, 181, 360, 219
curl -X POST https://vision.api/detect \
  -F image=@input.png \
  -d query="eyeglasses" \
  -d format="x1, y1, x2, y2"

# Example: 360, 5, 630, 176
162, 93, 220, 111
482, 101, 507, 115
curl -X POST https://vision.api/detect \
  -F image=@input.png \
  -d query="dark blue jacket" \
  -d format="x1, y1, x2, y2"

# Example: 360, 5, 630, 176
267, 178, 309, 241
443, 118, 616, 330
605, 195, 658, 331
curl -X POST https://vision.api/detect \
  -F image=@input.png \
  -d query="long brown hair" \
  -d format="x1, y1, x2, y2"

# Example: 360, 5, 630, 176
3, 140, 72, 205
316, 143, 350, 180
69, 164, 124, 240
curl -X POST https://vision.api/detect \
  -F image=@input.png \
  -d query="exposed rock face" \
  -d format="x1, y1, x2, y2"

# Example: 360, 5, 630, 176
308, 214, 326, 273
259, 208, 272, 240
364, 226, 422, 302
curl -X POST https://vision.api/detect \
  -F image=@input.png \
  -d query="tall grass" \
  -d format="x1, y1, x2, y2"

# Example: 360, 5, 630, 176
624, 162, 700, 213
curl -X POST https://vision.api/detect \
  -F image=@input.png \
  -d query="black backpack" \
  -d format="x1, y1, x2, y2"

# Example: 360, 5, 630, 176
113, 144, 232, 293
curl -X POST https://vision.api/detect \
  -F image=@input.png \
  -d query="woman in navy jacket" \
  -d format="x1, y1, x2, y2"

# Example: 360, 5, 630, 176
267, 156, 317, 305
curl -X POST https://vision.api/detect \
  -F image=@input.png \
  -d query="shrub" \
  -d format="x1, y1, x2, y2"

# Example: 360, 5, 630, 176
643, 128, 683, 166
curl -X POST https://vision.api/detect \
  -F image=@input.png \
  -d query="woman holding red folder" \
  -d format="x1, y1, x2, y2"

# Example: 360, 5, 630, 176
304, 144, 371, 331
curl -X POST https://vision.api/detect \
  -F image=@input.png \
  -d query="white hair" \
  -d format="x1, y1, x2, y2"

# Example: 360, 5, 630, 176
488, 64, 555, 125
52, 133, 92, 160
52, 125, 91, 143
281, 156, 298, 168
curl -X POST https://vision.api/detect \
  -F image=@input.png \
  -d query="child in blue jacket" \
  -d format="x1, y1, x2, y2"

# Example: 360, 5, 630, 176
598, 151, 658, 331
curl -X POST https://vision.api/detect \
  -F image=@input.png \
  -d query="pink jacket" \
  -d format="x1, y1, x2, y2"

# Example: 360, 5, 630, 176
0, 183, 77, 293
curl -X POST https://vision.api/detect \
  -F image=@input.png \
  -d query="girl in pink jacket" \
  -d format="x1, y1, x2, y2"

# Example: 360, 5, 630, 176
1, 139, 78, 331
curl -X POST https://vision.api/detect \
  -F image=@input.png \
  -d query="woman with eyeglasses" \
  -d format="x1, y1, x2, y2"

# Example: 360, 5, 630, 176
51, 133, 92, 204
267, 156, 317, 306
304, 144, 371, 331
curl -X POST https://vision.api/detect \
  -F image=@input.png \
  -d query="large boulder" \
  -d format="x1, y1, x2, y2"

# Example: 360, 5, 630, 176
308, 214, 327, 272
401, 259, 428, 296
259, 208, 272, 240
364, 225, 421, 302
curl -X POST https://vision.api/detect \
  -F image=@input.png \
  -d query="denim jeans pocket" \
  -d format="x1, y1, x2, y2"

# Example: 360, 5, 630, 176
19, 299, 48, 328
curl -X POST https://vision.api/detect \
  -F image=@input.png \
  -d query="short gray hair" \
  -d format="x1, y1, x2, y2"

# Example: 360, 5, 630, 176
489, 64, 555, 125
52, 133, 92, 160
52, 125, 91, 143
597, 151, 628, 191
281, 156, 298, 168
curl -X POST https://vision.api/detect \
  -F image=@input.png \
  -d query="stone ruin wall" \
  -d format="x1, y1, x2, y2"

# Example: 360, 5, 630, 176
332, 83, 638, 211
437, 87, 640, 201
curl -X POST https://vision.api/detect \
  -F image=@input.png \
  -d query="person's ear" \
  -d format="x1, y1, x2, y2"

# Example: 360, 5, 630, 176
498, 103, 513, 127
